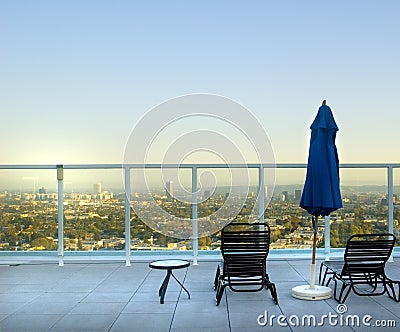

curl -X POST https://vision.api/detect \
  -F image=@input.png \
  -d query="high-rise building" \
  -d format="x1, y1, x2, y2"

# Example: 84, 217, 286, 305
295, 189, 302, 201
166, 181, 173, 199
93, 183, 101, 195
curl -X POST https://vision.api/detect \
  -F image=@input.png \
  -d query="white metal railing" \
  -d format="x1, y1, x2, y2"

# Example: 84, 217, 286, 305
1, 163, 399, 266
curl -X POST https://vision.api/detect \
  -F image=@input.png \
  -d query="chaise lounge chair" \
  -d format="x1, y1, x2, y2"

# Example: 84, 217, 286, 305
319, 233, 399, 303
214, 222, 278, 306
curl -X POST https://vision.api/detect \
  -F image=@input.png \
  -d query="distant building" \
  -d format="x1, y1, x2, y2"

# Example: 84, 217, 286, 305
37, 187, 48, 201
166, 181, 173, 199
382, 194, 397, 204
295, 189, 301, 201
266, 218, 276, 226
204, 190, 211, 199
282, 191, 289, 202
93, 183, 101, 195
357, 193, 368, 202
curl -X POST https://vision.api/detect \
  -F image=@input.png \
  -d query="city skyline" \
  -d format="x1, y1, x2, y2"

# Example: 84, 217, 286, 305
3, 180, 400, 197
1, 178, 397, 251
3, 168, 400, 193
1, 1, 400, 175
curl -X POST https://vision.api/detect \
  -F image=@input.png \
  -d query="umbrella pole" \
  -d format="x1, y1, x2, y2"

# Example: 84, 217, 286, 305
312, 231, 317, 265
311, 215, 317, 265
310, 216, 317, 290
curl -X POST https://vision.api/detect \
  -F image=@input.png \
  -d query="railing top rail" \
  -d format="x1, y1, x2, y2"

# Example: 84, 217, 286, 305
1, 163, 400, 170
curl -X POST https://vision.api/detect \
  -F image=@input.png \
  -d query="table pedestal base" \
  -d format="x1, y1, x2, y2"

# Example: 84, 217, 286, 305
158, 269, 190, 304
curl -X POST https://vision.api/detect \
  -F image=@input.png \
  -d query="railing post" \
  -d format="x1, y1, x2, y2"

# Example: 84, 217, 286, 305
191, 166, 198, 265
388, 166, 394, 234
324, 216, 330, 256
124, 167, 131, 266
258, 165, 265, 222
258, 166, 265, 231
388, 166, 394, 262
57, 165, 64, 266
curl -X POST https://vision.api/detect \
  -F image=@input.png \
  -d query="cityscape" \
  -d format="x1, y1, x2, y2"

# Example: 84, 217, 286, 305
1, 181, 399, 252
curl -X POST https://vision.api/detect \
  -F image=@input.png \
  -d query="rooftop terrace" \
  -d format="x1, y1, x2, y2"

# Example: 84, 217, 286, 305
1, 163, 400, 330
1, 258, 399, 331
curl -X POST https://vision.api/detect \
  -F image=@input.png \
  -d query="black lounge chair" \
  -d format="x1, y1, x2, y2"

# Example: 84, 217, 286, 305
214, 222, 278, 306
319, 233, 399, 303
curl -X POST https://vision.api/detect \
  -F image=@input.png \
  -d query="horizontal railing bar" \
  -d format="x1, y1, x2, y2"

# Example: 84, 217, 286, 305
0, 165, 57, 170
339, 163, 400, 169
2, 163, 400, 170
64, 164, 122, 169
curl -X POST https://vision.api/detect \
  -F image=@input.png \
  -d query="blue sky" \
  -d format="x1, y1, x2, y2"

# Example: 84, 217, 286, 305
1, 0, 400, 166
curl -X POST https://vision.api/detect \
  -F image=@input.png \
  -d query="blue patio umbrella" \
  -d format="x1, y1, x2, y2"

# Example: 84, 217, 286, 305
300, 100, 342, 220
293, 100, 343, 298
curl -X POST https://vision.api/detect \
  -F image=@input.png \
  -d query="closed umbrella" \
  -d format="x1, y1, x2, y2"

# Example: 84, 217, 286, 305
292, 100, 343, 300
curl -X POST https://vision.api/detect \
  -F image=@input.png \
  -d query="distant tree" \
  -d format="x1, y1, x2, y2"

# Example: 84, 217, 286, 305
354, 206, 365, 222
198, 236, 211, 248
31, 237, 56, 250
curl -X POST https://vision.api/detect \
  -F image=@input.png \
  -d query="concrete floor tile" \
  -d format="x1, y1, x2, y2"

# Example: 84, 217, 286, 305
51, 313, 116, 330
0, 313, 62, 331
110, 313, 173, 332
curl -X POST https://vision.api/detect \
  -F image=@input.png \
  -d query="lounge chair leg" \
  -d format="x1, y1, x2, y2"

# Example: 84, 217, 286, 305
214, 264, 221, 291
366, 273, 378, 292
384, 278, 400, 302
341, 285, 352, 303
385, 281, 396, 301
333, 278, 349, 303
396, 282, 400, 302
319, 264, 325, 285
216, 282, 225, 306
269, 283, 278, 304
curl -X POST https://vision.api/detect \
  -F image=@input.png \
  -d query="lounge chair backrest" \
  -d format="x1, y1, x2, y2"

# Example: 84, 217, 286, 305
221, 222, 270, 255
344, 233, 395, 264
220, 222, 271, 279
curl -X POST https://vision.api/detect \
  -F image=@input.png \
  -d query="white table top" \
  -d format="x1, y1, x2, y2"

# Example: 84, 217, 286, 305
149, 259, 190, 270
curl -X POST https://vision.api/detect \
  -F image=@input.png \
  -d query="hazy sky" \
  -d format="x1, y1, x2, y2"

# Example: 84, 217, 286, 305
1, 1, 400, 166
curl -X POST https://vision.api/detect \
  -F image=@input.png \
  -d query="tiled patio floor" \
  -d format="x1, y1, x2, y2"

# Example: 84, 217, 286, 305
1, 258, 399, 331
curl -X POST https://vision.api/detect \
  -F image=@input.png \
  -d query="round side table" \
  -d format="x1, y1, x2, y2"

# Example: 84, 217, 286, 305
149, 259, 190, 304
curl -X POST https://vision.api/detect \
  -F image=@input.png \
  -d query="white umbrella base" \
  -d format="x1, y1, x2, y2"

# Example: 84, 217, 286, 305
291, 285, 332, 301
